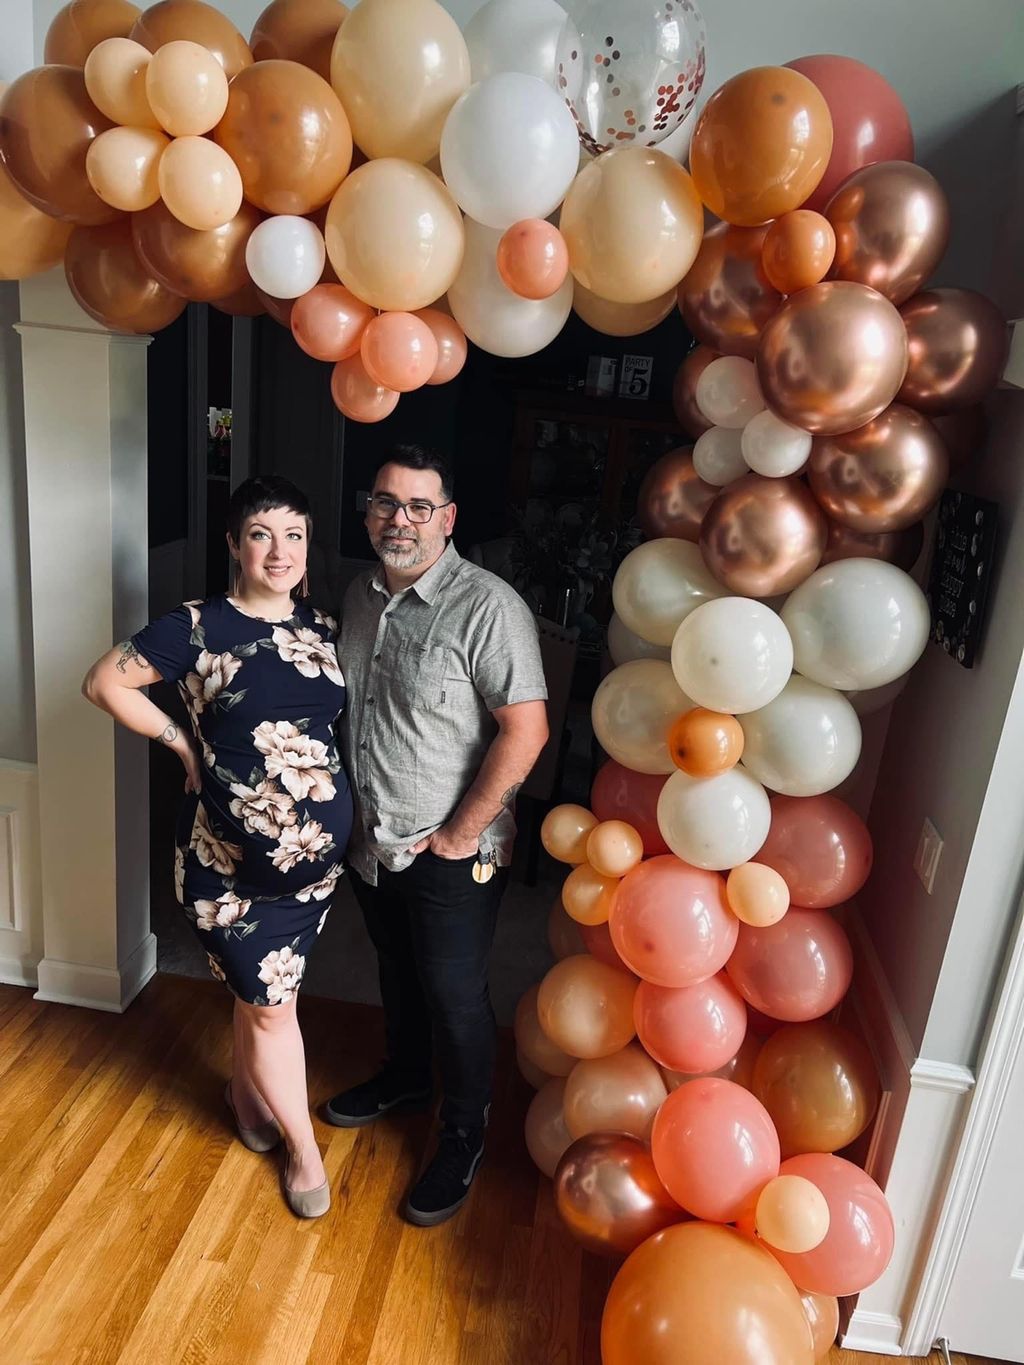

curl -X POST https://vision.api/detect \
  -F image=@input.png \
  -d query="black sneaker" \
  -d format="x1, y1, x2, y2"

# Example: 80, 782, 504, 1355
323, 1070, 433, 1128
404, 1125, 485, 1227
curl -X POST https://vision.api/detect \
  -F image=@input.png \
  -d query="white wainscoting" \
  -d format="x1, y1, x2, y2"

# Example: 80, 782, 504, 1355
0, 759, 42, 987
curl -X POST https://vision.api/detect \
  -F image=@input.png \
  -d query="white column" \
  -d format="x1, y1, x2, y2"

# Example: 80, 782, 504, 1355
16, 269, 155, 1011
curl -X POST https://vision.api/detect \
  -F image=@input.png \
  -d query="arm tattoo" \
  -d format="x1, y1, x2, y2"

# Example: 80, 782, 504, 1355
115, 640, 150, 673
158, 723, 178, 745
501, 783, 522, 808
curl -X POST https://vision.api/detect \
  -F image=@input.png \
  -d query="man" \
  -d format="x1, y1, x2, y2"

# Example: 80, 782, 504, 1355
327, 444, 549, 1227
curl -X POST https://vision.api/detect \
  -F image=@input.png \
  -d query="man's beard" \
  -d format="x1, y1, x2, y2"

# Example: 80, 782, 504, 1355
376, 532, 428, 567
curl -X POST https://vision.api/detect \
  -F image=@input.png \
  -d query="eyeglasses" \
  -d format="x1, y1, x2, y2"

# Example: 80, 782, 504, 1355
366, 495, 452, 525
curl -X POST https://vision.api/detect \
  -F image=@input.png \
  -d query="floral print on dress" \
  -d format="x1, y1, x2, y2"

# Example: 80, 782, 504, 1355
296, 863, 343, 903
190, 802, 243, 875
228, 777, 298, 839
195, 890, 252, 931
273, 625, 344, 686
316, 907, 330, 935
253, 720, 336, 802
185, 650, 244, 715
174, 845, 185, 905
269, 817, 333, 873
313, 607, 338, 634
257, 943, 306, 1005
207, 952, 227, 983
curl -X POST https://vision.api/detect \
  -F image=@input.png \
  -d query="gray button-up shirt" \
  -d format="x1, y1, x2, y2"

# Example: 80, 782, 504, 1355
338, 543, 548, 885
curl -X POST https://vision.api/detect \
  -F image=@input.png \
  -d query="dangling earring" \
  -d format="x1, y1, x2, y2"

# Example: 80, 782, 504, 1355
300, 571, 309, 599
232, 560, 241, 594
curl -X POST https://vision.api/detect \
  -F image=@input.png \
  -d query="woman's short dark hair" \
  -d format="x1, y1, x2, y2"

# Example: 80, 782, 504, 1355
227, 475, 312, 545
378, 444, 454, 502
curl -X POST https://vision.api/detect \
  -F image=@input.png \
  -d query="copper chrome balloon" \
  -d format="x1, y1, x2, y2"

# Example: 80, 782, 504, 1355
637, 447, 717, 543
699, 473, 827, 597
672, 344, 719, 438
820, 519, 923, 571
677, 223, 782, 359
554, 1132, 682, 1256
898, 288, 1009, 413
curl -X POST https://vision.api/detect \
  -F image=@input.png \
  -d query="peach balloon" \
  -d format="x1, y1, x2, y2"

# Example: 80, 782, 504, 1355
329, 353, 399, 423
84, 36, 158, 126
671, 344, 718, 436
158, 136, 242, 232
524, 1077, 573, 1177
668, 708, 744, 777
541, 803, 597, 865
0, 160, 73, 281
586, 821, 643, 879
609, 854, 736, 988
497, 219, 568, 300
651, 1078, 781, 1221
145, 39, 229, 137
516, 1049, 550, 1090
727, 863, 790, 928
536, 955, 638, 1060
756, 794, 873, 909
85, 125, 167, 212
360, 311, 438, 392
129, 1, 253, 80
580, 920, 632, 972
414, 306, 467, 385
762, 211, 835, 294
635, 974, 748, 1075
591, 762, 670, 856
801, 1291, 840, 1360
250, 0, 349, 81
756, 1175, 831, 1253
561, 863, 619, 927
563, 1044, 667, 1141
290, 282, 373, 361
573, 281, 676, 337
726, 909, 853, 1022
45, 0, 141, 66
555, 1133, 682, 1258
514, 983, 576, 1079
662, 1030, 762, 1093
547, 898, 586, 961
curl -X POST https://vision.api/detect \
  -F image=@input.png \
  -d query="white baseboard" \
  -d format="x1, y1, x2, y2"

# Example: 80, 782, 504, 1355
0, 759, 42, 985
841, 1310, 904, 1354
34, 931, 157, 1013
0, 954, 38, 988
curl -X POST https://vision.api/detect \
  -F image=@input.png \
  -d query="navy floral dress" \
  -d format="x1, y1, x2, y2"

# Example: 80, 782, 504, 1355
133, 596, 352, 1005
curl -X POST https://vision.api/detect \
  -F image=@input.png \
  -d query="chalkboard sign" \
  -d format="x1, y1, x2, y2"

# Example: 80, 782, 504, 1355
927, 489, 998, 669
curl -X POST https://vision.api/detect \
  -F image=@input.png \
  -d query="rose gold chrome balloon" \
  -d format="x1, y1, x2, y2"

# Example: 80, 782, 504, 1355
699, 473, 827, 597
808, 403, 948, 533
677, 223, 782, 359
756, 281, 908, 435
554, 1132, 682, 1256
672, 344, 718, 438
930, 405, 987, 469
826, 161, 950, 306
637, 447, 717, 542
898, 288, 1009, 413
820, 519, 923, 571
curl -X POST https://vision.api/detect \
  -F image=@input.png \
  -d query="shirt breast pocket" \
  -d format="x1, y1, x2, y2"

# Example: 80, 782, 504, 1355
394, 642, 449, 708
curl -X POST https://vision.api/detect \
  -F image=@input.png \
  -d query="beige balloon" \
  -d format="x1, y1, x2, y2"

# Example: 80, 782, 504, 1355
563, 1044, 668, 1142
587, 821, 644, 879
146, 39, 229, 137
325, 158, 464, 311
562, 863, 619, 927
573, 279, 676, 337
525, 1077, 573, 1177
537, 955, 638, 1060
514, 983, 576, 1078
84, 37, 159, 127
158, 136, 243, 231
755, 1174, 831, 1254
330, 0, 469, 163
591, 659, 695, 776
541, 803, 598, 864
560, 147, 703, 304
86, 125, 168, 212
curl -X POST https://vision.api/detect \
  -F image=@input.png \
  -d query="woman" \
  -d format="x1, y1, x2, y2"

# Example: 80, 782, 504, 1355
82, 475, 350, 1218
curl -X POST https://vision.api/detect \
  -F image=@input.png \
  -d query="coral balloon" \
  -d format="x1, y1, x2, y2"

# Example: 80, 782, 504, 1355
129, 1, 252, 80
636, 447, 716, 543
515, 983, 576, 1078
668, 709, 744, 778
85, 125, 167, 212
45, 0, 141, 66
820, 519, 924, 571
0, 161, 74, 281
612, 538, 725, 646
214, 60, 352, 216
414, 307, 467, 385
801, 1291, 840, 1360
65, 218, 186, 332
145, 39, 229, 137
786, 54, 914, 213
690, 67, 833, 226
360, 311, 438, 392
84, 37, 158, 126
586, 821, 643, 879
651, 1078, 781, 1222
290, 283, 372, 361
699, 474, 826, 598
762, 211, 835, 294
753, 1020, 880, 1157
670, 597, 794, 716
524, 1077, 573, 1177
132, 199, 260, 303
561, 863, 619, 927
727, 863, 790, 927
158, 136, 242, 231
727, 909, 853, 1022
580, 919, 631, 972
555, 1133, 682, 1257
250, 0, 348, 81
330, 353, 399, 423
548, 899, 586, 961
541, 804, 597, 865
636, 974, 748, 1075
757, 281, 909, 435
610, 854, 736, 988
602, 1223, 813, 1365
657, 766, 772, 872
536, 955, 638, 1059
662, 1031, 763, 1093
563, 1044, 667, 1142
590, 761, 669, 856
678, 225, 781, 359
671, 345, 718, 437
756, 1175, 831, 1253
898, 288, 1009, 413
573, 280, 675, 336
592, 660, 694, 775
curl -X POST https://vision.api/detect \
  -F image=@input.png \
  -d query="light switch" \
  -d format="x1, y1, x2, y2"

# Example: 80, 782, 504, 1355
914, 817, 943, 894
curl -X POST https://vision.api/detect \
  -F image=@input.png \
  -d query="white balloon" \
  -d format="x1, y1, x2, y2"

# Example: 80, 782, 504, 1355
693, 426, 748, 486
440, 72, 579, 230
781, 558, 931, 690
612, 538, 725, 647
695, 355, 764, 429
657, 766, 771, 871
741, 409, 812, 477
464, 0, 566, 83
739, 675, 862, 797
448, 216, 572, 356
844, 674, 910, 717
592, 659, 694, 775
671, 598, 793, 715
244, 215, 325, 300
608, 611, 671, 666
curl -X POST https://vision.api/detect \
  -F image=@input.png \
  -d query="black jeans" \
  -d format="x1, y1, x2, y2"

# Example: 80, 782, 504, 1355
349, 850, 509, 1130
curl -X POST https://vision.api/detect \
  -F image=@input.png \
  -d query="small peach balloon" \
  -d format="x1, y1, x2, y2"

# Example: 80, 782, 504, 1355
360, 310, 439, 392
762, 211, 836, 295
146, 38, 229, 136
756, 1174, 831, 1253
415, 306, 468, 384
290, 282, 373, 361
562, 863, 619, 927
586, 820, 643, 879
497, 218, 569, 300
86, 125, 168, 212
541, 804, 598, 864
667, 708, 744, 777
158, 135, 242, 230
727, 863, 790, 927
84, 36, 158, 126
329, 353, 399, 423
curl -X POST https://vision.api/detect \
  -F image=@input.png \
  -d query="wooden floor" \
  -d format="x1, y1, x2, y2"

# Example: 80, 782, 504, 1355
0, 974, 1004, 1365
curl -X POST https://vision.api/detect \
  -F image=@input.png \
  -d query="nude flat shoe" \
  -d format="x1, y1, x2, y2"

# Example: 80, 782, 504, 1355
224, 1080, 281, 1153
283, 1162, 331, 1219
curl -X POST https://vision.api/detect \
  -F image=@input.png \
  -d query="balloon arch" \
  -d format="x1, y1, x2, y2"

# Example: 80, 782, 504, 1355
1, 1, 1009, 1360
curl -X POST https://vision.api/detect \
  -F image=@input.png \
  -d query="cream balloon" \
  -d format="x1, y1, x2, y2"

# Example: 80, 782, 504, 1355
448, 215, 572, 357
612, 538, 725, 647
696, 355, 765, 429
245, 215, 326, 299
739, 676, 862, 797
525, 1077, 573, 1176
671, 598, 793, 715
782, 558, 931, 690
158, 136, 242, 231
592, 660, 694, 776
541, 803, 598, 864
463, 0, 566, 84
84, 37, 158, 127
657, 766, 772, 871
85, 125, 168, 212
692, 426, 748, 487
742, 410, 812, 478
586, 820, 643, 879
607, 612, 671, 666
146, 38, 229, 136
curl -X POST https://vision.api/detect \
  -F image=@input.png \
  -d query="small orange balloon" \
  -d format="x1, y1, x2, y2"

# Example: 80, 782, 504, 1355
668, 708, 744, 777
415, 306, 468, 385
291, 282, 372, 361
496, 218, 569, 300
762, 210, 836, 295
586, 821, 643, 879
726, 863, 790, 928
329, 353, 399, 423
541, 804, 597, 865
562, 863, 620, 927
360, 311, 439, 392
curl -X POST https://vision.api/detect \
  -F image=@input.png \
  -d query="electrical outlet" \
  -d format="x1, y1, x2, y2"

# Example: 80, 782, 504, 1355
914, 818, 943, 894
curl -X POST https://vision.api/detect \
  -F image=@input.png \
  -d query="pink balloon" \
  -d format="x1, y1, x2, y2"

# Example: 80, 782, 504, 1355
651, 1077, 781, 1222
757, 795, 873, 909
580, 919, 633, 972
330, 353, 399, 423
360, 311, 438, 392
610, 854, 737, 987
635, 973, 748, 1074
726, 910, 853, 1023
291, 282, 373, 361
591, 760, 670, 856
415, 305, 468, 385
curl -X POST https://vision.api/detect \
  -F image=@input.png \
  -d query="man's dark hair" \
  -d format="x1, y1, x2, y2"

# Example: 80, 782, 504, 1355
376, 443, 454, 502
227, 475, 312, 545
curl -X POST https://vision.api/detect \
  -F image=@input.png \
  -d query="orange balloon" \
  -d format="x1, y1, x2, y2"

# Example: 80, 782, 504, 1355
602, 1223, 813, 1365
414, 307, 467, 385
690, 66, 834, 226
563, 1043, 667, 1142
517, 1048, 551, 1090
586, 821, 643, 879
250, 0, 349, 82
561, 863, 619, 927
145, 39, 229, 137
667, 707, 744, 777
291, 283, 372, 361
0, 160, 74, 281
800, 1291, 840, 1360
129, 1, 253, 80
65, 218, 186, 332
540, 804, 597, 865
514, 983, 576, 1078
330, 353, 400, 423
158, 136, 243, 232
85, 125, 168, 212
45, 0, 142, 66
84, 37, 159, 127
132, 199, 261, 303
762, 210, 836, 294
726, 863, 790, 928
536, 955, 637, 1060
573, 280, 676, 337
360, 311, 439, 392
496, 219, 568, 300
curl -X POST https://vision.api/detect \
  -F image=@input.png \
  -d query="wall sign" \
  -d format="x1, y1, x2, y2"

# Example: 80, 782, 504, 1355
927, 489, 998, 669
619, 354, 653, 400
